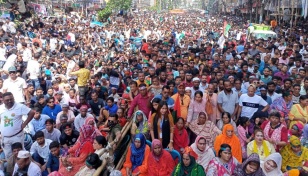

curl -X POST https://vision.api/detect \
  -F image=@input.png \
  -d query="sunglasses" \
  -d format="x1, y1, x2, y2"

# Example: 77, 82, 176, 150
9, 71, 16, 74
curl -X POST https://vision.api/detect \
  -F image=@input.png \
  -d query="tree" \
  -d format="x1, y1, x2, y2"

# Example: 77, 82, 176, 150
98, 0, 132, 21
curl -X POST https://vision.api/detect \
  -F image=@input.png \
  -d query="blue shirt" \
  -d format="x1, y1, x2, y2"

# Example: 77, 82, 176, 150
104, 104, 118, 114
29, 114, 50, 136
42, 105, 62, 121
154, 94, 175, 109
46, 149, 63, 172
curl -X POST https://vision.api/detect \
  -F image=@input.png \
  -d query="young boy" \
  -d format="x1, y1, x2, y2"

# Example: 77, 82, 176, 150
46, 141, 63, 174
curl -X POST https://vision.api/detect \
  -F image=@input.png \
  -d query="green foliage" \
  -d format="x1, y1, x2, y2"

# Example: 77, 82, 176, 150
98, 0, 132, 21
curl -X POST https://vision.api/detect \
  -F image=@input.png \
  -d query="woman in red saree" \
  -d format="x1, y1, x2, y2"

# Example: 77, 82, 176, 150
147, 139, 176, 176
173, 117, 189, 154
58, 124, 97, 176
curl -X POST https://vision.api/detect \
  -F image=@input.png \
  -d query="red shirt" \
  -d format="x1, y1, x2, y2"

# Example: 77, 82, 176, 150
128, 94, 151, 117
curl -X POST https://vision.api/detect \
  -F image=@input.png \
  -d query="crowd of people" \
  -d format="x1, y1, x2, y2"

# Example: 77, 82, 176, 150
1, 8, 308, 176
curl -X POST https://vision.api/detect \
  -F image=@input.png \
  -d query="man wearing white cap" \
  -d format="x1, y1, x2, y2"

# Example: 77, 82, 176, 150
191, 77, 201, 99
12, 151, 41, 176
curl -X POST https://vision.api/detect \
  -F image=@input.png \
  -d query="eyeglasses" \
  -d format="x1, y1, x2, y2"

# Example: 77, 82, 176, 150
9, 71, 16, 74
253, 82, 260, 84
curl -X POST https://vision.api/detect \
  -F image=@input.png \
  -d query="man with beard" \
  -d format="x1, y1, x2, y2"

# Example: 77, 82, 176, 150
300, 77, 308, 95
74, 105, 94, 132
199, 74, 209, 92
30, 131, 52, 175
12, 150, 41, 176
154, 85, 175, 109
159, 71, 167, 85
191, 77, 201, 99
145, 67, 156, 85
136, 72, 149, 87
172, 83, 190, 121
259, 85, 272, 106
217, 80, 239, 121
184, 71, 193, 87
267, 81, 282, 102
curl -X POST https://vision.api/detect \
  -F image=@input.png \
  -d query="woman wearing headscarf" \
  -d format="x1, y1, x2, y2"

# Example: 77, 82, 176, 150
85, 117, 102, 136
216, 112, 238, 136
206, 144, 239, 176
173, 117, 189, 154
190, 136, 215, 171
58, 124, 96, 176
131, 110, 149, 139
301, 124, 308, 148
260, 153, 283, 176
172, 146, 206, 176
121, 133, 150, 176
269, 90, 293, 120
247, 129, 276, 163
233, 153, 265, 176
147, 139, 176, 176
288, 122, 303, 141
189, 111, 221, 147
280, 135, 308, 172
237, 116, 253, 160
214, 124, 242, 163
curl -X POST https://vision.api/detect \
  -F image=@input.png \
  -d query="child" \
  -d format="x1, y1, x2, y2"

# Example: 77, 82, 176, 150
46, 141, 63, 174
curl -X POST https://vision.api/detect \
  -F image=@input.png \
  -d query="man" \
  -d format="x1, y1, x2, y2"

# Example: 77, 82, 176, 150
42, 97, 62, 121
46, 141, 62, 174
199, 74, 208, 92
42, 119, 61, 142
30, 131, 52, 175
29, 107, 50, 136
136, 72, 149, 87
218, 80, 239, 121
74, 105, 94, 132
293, 84, 301, 104
267, 81, 282, 102
300, 77, 308, 95
26, 53, 40, 88
12, 150, 41, 176
59, 123, 79, 149
2, 66, 27, 103
55, 103, 75, 128
54, 91, 68, 107
172, 83, 190, 121
191, 77, 201, 99
232, 79, 247, 97
89, 91, 105, 120
154, 85, 175, 109
127, 84, 152, 118
238, 84, 269, 119
69, 61, 90, 96
6, 142, 22, 176
274, 64, 289, 85
0, 92, 35, 159
259, 85, 272, 106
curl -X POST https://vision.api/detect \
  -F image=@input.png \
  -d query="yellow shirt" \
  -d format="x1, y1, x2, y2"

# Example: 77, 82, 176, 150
71, 68, 90, 86
288, 104, 308, 128
247, 140, 276, 162
171, 94, 190, 121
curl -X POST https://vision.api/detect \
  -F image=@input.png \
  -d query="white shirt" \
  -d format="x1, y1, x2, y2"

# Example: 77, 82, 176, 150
13, 161, 41, 176
267, 92, 282, 102
3, 77, 27, 103
30, 139, 52, 162
239, 94, 268, 118
3, 54, 17, 71
0, 103, 30, 136
0, 47, 6, 61
74, 113, 93, 132
26, 59, 40, 79
22, 48, 32, 62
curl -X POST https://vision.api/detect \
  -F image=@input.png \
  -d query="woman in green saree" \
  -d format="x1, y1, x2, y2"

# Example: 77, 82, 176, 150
172, 146, 206, 176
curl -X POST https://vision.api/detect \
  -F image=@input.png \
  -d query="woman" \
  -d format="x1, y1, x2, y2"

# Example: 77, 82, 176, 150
237, 117, 253, 160
233, 153, 265, 176
205, 84, 219, 122
261, 110, 288, 151
121, 133, 150, 176
288, 122, 303, 140
148, 98, 161, 119
147, 139, 176, 176
173, 117, 189, 154
75, 153, 102, 176
214, 124, 242, 163
131, 110, 149, 139
150, 101, 174, 149
216, 112, 238, 136
187, 91, 208, 123
289, 95, 308, 128
190, 136, 215, 171
261, 153, 283, 176
189, 111, 221, 147
206, 144, 239, 176
172, 146, 206, 176
269, 90, 293, 120
93, 136, 108, 160
280, 135, 308, 172
58, 125, 96, 176
247, 129, 276, 163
